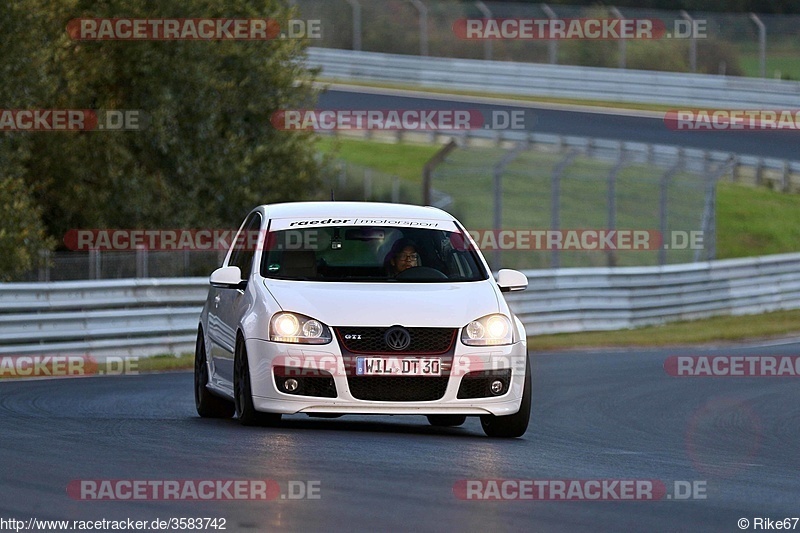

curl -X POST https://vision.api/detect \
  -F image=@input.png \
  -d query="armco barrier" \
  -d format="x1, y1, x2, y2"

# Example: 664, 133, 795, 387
2, 253, 800, 356
306, 47, 800, 109
0, 278, 207, 357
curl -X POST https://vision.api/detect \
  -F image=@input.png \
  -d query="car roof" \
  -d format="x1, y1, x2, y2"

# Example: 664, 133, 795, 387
259, 201, 455, 222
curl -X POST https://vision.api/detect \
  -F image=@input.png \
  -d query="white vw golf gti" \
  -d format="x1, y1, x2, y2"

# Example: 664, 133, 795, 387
195, 202, 531, 437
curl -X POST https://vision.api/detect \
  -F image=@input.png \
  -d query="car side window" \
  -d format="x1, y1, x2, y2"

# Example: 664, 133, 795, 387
228, 213, 262, 280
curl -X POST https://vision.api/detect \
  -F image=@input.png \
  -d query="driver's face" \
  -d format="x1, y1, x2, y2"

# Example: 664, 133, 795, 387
393, 246, 418, 273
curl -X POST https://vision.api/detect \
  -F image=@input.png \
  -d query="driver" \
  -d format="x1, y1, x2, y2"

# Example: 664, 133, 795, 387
387, 239, 419, 276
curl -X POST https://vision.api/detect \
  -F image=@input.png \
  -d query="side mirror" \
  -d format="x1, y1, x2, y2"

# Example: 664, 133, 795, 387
497, 269, 528, 293
210, 266, 246, 289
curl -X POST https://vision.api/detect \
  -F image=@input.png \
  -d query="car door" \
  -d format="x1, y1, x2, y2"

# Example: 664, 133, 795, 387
207, 212, 261, 387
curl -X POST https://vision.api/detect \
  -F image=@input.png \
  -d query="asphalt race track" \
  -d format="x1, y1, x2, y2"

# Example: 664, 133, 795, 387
318, 88, 798, 160
2, 340, 798, 532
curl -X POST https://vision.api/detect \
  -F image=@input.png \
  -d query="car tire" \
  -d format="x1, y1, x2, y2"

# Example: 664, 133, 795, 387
427, 414, 467, 427
480, 355, 531, 438
234, 337, 282, 427
194, 328, 234, 418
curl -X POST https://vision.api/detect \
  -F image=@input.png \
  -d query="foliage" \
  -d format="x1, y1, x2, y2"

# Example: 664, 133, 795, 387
1, 0, 324, 269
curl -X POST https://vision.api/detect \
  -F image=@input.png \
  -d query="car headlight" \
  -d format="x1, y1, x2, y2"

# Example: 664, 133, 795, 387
461, 314, 513, 346
270, 312, 332, 344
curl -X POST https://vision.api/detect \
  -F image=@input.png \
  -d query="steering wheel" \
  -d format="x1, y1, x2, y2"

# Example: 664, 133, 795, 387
395, 266, 448, 280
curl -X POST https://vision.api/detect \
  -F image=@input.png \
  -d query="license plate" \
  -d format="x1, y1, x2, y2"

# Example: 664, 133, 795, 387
356, 357, 441, 376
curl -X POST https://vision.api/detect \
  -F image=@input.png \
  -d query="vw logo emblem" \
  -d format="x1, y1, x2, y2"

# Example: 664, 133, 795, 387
384, 326, 411, 351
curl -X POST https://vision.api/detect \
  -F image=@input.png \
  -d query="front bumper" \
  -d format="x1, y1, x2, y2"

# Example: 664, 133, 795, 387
245, 337, 528, 417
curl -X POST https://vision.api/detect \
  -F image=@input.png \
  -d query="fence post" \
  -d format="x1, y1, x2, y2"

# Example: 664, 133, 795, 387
345, 0, 362, 51
606, 150, 626, 267
697, 162, 722, 262
658, 154, 682, 266
475, 1, 493, 60
136, 246, 148, 278
680, 11, 697, 73
541, 4, 558, 64
364, 168, 373, 200
408, 0, 429, 56
492, 143, 527, 269
730, 154, 739, 182
550, 150, 579, 268
89, 250, 101, 280
749, 13, 767, 78
610, 7, 626, 69
422, 140, 458, 205
38, 249, 51, 282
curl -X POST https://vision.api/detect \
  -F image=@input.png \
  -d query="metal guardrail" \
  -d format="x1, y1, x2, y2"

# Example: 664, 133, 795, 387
508, 253, 800, 335
0, 278, 207, 356
307, 47, 800, 108
4, 252, 800, 355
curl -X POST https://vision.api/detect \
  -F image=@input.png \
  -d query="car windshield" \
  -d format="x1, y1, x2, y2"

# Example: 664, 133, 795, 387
260, 225, 488, 282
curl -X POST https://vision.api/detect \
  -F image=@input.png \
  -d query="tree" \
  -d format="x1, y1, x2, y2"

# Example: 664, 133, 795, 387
12, 0, 323, 243
0, 1, 55, 279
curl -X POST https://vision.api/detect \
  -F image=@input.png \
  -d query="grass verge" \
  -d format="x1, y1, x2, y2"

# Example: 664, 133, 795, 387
529, 309, 800, 351
319, 136, 800, 260
136, 353, 194, 372
316, 136, 439, 183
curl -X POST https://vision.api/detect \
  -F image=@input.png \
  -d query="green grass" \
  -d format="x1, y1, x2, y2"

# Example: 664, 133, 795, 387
320, 136, 800, 260
136, 353, 194, 372
529, 309, 800, 350
316, 136, 439, 183
717, 182, 800, 258
739, 55, 800, 80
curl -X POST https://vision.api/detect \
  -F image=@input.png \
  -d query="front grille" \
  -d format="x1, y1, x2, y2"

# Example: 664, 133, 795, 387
457, 369, 512, 399
273, 367, 337, 398
336, 327, 456, 354
347, 376, 450, 401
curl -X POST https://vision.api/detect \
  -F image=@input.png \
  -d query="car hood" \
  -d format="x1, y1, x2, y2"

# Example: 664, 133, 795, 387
263, 279, 502, 328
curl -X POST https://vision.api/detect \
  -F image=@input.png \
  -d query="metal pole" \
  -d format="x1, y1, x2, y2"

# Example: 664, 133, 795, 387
364, 168, 372, 200
541, 4, 558, 65
550, 150, 579, 269
422, 140, 458, 205
408, 0, 429, 56
610, 7, 626, 69
345, 0, 362, 51
658, 155, 682, 266
680, 11, 696, 73
38, 250, 50, 282
749, 13, 766, 78
492, 143, 527, 269
606, 148, 626, 267
475, 1, 492, 60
